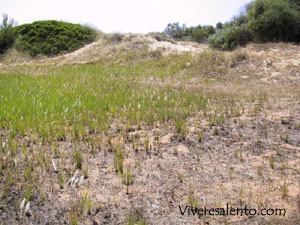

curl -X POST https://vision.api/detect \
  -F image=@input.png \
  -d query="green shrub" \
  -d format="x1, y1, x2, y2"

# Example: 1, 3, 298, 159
191, 25, 215, 43
247, 0, 300, 42
15, 20, 97, 56
208, 25, 252, 50
0, 14, 17, 54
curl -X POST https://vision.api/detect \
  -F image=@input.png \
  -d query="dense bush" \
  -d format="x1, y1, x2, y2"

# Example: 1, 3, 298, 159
190, 25, 215, 43
15, 20, 97, 56
208, 25, 252, 50
247, 0, 300, 42
0, 14, 17, 54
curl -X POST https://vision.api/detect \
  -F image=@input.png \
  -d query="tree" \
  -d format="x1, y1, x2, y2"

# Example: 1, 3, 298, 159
247, 0, 300, 42
191, 25, 215, 43
216, 22, 223, 29
164, 22, 186, 39
0, 14, 17, 54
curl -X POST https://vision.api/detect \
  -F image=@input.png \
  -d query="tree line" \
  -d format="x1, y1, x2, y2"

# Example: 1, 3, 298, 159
162, 0, 300, 50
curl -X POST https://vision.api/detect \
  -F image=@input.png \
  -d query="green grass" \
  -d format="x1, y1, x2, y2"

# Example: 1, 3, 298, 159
0, 49, 274, 220
0, 57, 211, 140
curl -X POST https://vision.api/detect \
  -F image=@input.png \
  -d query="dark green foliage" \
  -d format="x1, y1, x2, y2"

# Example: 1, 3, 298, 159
216, 22, 223, 30
0, 14, 17, 54
289, 0, 300, 10
164, 23, 215, 43
208, 25, 252, 50
209, 0, 300, 50
164, 22, 186, 39
15, 20, 97, 56
247, 0, 300, 42
191, 25, 215, 43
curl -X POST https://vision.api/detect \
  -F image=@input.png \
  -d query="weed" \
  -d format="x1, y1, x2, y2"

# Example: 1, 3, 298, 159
178, 174, 184, 183
144, 137, 149, 153
58, 172, 64, 189
123, 166, 134, 194
74, 148, 83, 170
281, 183, 288, 199
25, 185, 32, 202
83, 167, 88, 179
213, 127, 219, 135
69, 199, 79, 225
126, 214, 147, 225
257, 167, 262, 176
174, 147, 178, 156
280, 133, 289, 143
175, 118, 187, 141
197, 130, 203, 142
114, 148, 125, 175
188, 194, 198, 208
270, 156, 275, 169
87, 198, 92, 215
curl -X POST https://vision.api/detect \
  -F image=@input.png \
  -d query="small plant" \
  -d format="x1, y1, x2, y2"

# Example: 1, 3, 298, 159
25, 185, 32, 202
178, 174, 183, 183
174, 147, 178, 156
91, 138, 96, 157
144, 137, 149, 152
55, 129, 66, 141
126, 213, 147, 225
79, 193, 88, 214
281, 183, 288, 199
196, 150, 200, 162
175, 118, 187, 141
188, 194, 198, 208
87, 198, 92, 215
134, 140, 139, 153
123, 166, 134, 194
214, 127, 219, 135
40, 189, 45, 205
270, 156, 275, 169
239, 189, 244, 203
74, 149, 83, 170
197, 130, 203, 142
281, 162, 287, 175
257, 167, 262, 176
114, 148, 125, 175
58, 172, 64, 189
262, 120, 268, 138
280, 133, 289, 143
83, 167, 88, 179
69, 199, 79, 225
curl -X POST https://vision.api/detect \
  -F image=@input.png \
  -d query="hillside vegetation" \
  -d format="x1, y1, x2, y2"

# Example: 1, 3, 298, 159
163, 0, 300, 50
0, 19, 97, 57
15, 20, 97, 56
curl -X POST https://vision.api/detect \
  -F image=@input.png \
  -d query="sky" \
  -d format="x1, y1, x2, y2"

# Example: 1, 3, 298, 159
1, 0, 252, 33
